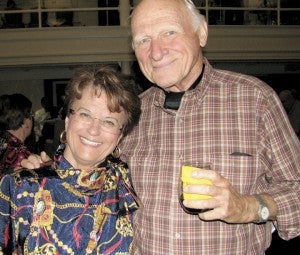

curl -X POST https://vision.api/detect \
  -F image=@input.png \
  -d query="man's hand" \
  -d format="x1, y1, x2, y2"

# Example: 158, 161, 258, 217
182, 169, 276, 223
21, 151, 51, 169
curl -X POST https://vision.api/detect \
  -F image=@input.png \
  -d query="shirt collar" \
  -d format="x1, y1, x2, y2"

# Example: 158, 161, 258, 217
163, 64, 205, 110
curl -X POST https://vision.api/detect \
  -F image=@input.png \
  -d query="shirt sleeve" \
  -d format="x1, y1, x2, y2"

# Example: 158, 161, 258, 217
258, 90, 300, 240
1, 145, 31, 170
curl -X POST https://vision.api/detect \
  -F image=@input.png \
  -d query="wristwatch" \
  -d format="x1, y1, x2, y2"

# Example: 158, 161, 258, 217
255, 194, 270, 223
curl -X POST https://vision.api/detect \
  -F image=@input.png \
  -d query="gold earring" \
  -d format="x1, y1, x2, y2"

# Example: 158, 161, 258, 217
112, 146, 121, 158
60, 130, 67, 144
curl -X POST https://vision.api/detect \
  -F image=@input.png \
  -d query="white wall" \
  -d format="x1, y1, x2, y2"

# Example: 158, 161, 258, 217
0, 79, 44, 112
0, 65, 75, 111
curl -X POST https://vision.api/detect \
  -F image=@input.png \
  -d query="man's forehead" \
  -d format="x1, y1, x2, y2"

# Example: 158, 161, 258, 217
131, 2, 187, 32
132, 0, 184, 19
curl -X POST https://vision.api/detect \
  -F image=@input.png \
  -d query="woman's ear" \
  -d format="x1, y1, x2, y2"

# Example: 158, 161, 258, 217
65, 116, 69, 130
117, 133, 124, 144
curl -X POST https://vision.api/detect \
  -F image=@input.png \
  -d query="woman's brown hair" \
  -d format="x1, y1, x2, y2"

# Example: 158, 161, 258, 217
64, 65, 141, 136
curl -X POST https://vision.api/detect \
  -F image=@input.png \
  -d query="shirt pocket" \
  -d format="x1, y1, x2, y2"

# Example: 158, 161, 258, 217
210, 153, 259, 194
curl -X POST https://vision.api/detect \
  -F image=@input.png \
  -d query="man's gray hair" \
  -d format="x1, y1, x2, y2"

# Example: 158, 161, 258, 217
183, 0, 205, 32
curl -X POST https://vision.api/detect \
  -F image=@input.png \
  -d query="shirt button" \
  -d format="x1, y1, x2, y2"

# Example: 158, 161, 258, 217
154, 100, 160, 106
178, 154, 183, 160
175, 233, 181, 239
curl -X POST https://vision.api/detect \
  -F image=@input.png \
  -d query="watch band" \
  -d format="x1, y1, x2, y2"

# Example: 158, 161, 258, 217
255, 194, 270, 223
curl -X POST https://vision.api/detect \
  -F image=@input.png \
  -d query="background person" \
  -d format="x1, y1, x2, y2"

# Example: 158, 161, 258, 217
120, 0, 299, 254
34, 96, 51, 151
278, 89, 300, 139
0, 65, 142, 254
0, 93, 34, 176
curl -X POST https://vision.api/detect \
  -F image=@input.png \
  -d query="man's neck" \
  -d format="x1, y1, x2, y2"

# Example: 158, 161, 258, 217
163, 64, 205, 110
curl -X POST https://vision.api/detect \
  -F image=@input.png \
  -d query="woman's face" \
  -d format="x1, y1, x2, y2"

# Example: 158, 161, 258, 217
64, 86, 126, 170
24, 114, 34, 140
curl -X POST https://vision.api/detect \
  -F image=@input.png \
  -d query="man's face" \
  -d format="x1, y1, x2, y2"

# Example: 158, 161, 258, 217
131, 0, 205, 92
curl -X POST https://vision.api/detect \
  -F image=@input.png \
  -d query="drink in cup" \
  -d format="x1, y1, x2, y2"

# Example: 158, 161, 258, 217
179, 163, 212, 214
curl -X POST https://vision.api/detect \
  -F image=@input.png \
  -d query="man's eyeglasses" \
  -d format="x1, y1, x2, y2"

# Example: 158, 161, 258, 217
69, 109, 123, 135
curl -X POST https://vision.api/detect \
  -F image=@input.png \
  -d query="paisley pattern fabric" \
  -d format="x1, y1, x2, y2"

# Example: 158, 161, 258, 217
0, 131, 31, 178
0, 144, 140, 255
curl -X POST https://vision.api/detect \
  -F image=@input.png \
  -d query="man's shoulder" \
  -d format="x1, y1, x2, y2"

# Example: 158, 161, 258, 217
211, 67, 274, 95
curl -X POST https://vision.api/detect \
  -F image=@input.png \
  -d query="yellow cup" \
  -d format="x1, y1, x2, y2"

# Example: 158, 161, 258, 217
181, 165, 212, 200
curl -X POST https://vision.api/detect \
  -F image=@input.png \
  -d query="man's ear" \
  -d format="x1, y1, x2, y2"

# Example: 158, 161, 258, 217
198, 19, 208, 48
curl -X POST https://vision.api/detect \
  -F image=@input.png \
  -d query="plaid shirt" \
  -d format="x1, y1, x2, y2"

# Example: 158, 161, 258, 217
120, 58, 300, 255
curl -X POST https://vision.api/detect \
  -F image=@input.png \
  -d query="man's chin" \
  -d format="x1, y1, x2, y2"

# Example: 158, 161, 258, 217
154, 80, 178, 90
152, 75, 177, 89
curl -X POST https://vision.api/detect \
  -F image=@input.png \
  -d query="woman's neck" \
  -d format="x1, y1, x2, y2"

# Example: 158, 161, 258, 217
7, 129, 25, 143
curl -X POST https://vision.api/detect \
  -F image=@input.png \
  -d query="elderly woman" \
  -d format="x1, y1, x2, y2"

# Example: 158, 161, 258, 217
0, 93, 34, 176
0, 65, 142, 254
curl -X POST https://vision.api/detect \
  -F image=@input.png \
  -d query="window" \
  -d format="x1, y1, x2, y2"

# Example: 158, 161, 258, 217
0, 0, 134, 28
0, 0, 299, 29
194, 0, 300, 25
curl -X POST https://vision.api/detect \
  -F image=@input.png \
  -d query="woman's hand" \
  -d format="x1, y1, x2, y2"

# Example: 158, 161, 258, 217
21, 151, 51, 169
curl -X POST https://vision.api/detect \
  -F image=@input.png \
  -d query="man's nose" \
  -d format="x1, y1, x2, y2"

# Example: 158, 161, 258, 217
150, 39, 168, 61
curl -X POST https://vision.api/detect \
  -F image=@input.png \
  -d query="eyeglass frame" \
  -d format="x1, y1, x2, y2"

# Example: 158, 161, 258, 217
68, 108, 123, 134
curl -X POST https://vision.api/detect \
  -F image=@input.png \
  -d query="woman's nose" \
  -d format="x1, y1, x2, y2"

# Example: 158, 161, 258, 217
87, 119, 102, 135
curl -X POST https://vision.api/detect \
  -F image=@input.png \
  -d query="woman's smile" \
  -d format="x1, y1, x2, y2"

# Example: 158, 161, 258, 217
80, 136, 102, 147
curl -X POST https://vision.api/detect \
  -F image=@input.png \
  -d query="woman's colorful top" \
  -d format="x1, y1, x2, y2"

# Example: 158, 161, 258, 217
0, 144, 140, 254
0, 131, 31, 177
